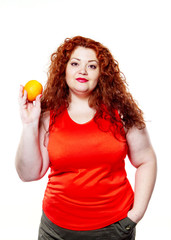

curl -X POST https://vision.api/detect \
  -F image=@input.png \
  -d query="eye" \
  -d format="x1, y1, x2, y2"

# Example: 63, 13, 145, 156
89, 64, 97, 69
71, 62, 79, 66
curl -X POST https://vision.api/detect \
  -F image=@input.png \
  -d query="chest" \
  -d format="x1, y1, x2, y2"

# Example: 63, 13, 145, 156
48, 111, 128, 171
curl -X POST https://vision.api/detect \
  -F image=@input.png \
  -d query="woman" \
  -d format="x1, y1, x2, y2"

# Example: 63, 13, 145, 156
16, 36, 157, 240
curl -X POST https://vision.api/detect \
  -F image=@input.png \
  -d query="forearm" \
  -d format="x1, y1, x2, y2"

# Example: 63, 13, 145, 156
128, 154, 157, 222
15, 121, 43, 181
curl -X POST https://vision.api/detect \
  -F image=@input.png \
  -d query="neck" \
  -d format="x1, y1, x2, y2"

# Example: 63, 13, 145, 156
69, 92, 90, 109
67, 93, 96, 122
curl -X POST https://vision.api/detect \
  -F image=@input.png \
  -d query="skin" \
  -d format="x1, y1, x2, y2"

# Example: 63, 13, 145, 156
65, 47, 100, 98
126, 127, 157, 223
65, 47, 100, 123
15, 46, 157, 225
16, 88, 50, 181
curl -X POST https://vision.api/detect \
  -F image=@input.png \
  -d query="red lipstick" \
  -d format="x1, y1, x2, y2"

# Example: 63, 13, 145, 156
76, 78, 88, 83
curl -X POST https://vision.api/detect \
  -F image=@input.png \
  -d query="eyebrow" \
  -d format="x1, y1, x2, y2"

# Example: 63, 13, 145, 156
71, 58, 98, 63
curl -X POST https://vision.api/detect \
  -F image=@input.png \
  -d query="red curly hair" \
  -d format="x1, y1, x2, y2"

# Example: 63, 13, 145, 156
41, 36, 145, 131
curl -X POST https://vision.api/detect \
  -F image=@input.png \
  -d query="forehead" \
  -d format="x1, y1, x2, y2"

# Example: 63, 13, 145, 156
70, 46, 98, 60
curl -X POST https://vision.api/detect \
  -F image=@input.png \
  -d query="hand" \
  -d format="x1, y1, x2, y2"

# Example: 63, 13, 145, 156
127, 209, 143, 224
18, 85, 42, 125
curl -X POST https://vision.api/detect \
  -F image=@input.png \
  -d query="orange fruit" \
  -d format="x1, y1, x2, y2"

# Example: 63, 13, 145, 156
24, 80, 43, 101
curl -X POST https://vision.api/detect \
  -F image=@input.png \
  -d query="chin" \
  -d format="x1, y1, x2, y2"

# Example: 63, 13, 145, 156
72, 88, 91, 97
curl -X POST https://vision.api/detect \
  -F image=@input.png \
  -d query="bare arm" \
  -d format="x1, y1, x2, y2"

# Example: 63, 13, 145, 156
15, 86, 50, 181
126, 126, 157, 223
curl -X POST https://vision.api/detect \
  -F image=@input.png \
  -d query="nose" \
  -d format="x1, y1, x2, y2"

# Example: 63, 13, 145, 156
79, 64, 88, 75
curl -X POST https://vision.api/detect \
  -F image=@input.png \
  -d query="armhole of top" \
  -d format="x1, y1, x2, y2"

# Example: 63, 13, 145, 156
115, 109, 128, 136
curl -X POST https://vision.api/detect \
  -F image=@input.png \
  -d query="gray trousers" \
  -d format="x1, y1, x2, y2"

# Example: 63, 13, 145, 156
38, 212, 136, 240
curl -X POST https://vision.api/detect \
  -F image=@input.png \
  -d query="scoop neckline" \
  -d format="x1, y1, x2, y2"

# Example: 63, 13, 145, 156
66, 109, 96, 126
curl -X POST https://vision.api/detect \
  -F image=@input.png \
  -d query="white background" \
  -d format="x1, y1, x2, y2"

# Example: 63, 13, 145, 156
0, 0, 170, 239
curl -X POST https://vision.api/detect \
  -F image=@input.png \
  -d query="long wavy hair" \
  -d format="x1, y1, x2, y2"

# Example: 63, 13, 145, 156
41, 36, 145, 131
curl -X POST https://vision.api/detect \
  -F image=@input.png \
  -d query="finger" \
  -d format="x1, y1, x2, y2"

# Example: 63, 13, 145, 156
27, 102, 34, 111
35, 94, 42, 108
18, 85, 27, 102
23, 89, 28, 101
18, 89, 28, 108
19, 85, 24, 98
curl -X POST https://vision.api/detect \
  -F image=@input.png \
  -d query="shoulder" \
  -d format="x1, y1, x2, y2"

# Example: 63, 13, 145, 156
126, 126, 151, 151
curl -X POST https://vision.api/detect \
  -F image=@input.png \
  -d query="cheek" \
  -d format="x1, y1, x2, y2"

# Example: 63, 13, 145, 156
66, 66, 76, 79
91, 77, 99, 88
65, 67, 72, 83
94, 72, 99, 83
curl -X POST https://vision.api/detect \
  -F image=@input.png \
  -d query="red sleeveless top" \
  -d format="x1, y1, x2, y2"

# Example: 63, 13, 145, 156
42, 108, 134, 230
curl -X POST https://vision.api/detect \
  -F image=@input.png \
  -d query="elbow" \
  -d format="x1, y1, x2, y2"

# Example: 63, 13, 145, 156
148, 149, 157, 174
17, 173, 40, 182
18, 176, 32, 182
134, 148, 157, 170
15, 163, 41, 182
16, 168, 37, 182
15, 155, 48, 182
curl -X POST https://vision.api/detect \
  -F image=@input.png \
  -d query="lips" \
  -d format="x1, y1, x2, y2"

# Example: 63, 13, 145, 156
76, 78, 88, 83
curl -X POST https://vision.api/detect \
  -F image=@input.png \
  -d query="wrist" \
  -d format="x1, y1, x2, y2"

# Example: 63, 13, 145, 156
22, 121, 40, 137
22, 120, 40, 128
127, 209, 144, 224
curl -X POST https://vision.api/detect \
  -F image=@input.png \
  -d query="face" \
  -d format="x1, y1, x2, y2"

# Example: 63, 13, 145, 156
65, 46, 100, 98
